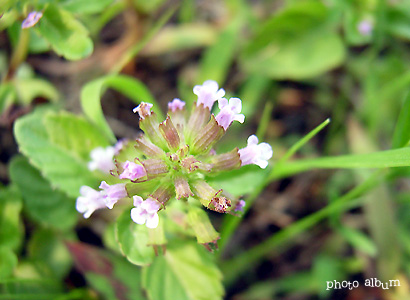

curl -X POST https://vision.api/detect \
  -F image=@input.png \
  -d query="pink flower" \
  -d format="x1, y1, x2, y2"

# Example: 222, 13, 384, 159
99, 181, 128, 209
238, 135, 273, 169
133, 102, 153, 119
168, 98, 185, 112
119, 161, 146, 180
235, 200, 246, 212
215, 97, 245, 130
114, 138, 128, 155
88, 146, 115, 174
76, 186, 106, 218
22, 11, 43, 29
358, 19, 373, 36
193, 80, 225, 110
130, 196, 161, 228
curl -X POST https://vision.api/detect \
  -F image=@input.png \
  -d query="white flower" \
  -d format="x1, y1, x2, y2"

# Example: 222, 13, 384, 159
168, 98, 185, 112
88, 146, 115, 174
130, 196, 161, 228
193, 80, 225, 110
76, 186, 106, 218
238, 135, 273, 169
215, 97, 245, 130
133, 102, 153, 119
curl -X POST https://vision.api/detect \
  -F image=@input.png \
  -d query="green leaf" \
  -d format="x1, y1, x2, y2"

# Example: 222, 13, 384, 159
142, 241, 224, 300
81, 74, 162, 143
27, 229, 73, 279
0, 82, 16, 114
392, 92, 410, 148
115, 209, 155, 266
37, 4, 93, 60
338, 227, 377, 256
9, 156, 77, 230
60, 0, 114, 14
0, 186, 23, 251
14, 110, 109, 198
198, 15, 242, 85
14, 78, 59, 105
240, 1, 345, 79
207, 165, 269, 196
67, 241, 145, 300
0, 247, 18, 280
271, 147, 410, 179
0, 279, 63, 300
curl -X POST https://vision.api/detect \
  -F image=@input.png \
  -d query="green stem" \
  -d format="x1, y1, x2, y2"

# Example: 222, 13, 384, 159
220, 170, 385, 284
5, 27, 29, 81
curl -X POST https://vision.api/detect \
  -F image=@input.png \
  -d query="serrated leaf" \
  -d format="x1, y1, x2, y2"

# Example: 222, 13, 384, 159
142, 241, 224, 300
241, 1, 345, 79
9, 156, 77, 230
37, 4, 93, 60
14, 110, 109, 198
115, 209, 155, 266
81, 74, 162, 143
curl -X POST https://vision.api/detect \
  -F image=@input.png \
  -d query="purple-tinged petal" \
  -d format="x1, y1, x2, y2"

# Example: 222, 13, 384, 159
133, 195, 144, 207
193, 80, 225, 110
238, 135, 273, 169
131, 207, 147, 225
215, 97, 245, 130
133, 102, 153, 119
119, 161, 147, 180
22, 11, 43, 29
76, 186, 105, 218
168, 98, 185, 112
145, 213, 159, 229
99, 181, 127, 209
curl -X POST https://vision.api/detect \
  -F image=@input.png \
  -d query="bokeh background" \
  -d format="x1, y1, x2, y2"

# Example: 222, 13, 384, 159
2, 0, 410, 299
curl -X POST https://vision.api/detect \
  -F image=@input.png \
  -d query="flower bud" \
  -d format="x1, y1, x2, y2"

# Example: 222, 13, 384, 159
175, 176, 194, 200
191, 115, 224, 155
159, 116, 180, 151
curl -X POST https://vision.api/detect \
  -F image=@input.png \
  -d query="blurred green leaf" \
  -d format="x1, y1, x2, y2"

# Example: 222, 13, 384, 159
37, 4, 93, 60
67, 242, 144, 300
14, 110, 109, 198
60, 0, 114, 14
81, 74, 161, 143
115, 209, 155, 266
338, 226, 377, 256
27, 229, 73, 279
0, 247, 18, 280
9, 156, 77, 230
198, 15, 242, 85
271, 147, 410, 179
392, 92, 410, 148
241, 1, 345, 79
14, 78, 59, 104
313, 254, 344, 297
0, 82, 16, 114
132, 0, 165, 13
7, 23, 50, 54
0, 186, 23, 252
0, 279, 64, 300
142, 241, 224, 300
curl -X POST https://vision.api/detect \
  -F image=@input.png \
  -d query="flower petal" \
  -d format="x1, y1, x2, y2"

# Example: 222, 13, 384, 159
145, 213, 159, 228
131, 207, 146, 225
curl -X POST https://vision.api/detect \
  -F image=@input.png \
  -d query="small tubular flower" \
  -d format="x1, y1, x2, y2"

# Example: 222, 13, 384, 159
133, 102, 153, 119
131, 196, 161, 228
168, 98, 185, 112
358, 19, 373, 36
99, 181, 127, 209
193, 80, 225, 110
22, 11, 43, 29
88, 146, 115, 174
238, 135, 273, 169
119, 161, 147, 181
76, 186, 106, 219
215, 98, 245, 130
